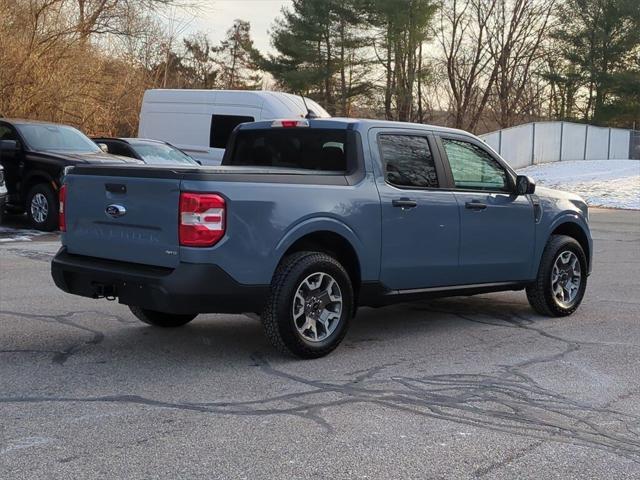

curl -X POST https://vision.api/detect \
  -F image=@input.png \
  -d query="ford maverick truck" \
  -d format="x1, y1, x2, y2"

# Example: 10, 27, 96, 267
51, 118, 592, 358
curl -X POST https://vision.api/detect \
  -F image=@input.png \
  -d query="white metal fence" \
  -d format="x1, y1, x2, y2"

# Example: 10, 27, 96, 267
480, 121, 639, 169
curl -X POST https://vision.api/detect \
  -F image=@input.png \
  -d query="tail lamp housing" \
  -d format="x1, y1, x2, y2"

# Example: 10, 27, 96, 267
179, 192, 226, 247
59, 184, 67, 232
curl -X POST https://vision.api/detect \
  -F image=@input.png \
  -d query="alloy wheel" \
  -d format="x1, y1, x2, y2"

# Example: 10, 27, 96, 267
30, 193, 49, 224
551, 250, 582, 308
292, 272, 343, 342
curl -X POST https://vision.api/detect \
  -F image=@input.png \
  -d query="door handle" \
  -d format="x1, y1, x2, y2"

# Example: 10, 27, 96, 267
105, 183, 126, 194
392, 198, 417, 209
465, 201, 487, 210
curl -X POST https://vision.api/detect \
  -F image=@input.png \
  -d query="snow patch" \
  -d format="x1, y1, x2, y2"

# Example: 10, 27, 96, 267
517, 159, 640, 210
0, 225, 50, 243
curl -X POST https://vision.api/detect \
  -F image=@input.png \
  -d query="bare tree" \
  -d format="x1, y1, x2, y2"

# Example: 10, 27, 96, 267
437, 0, 500, 131
437, 0, 554, 132
488, 0, 555, 128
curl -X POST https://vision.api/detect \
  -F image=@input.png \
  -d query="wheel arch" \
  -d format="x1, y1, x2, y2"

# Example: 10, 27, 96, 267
550, 220, 591, 270
22, 170, 58, 203
274, 219, 364, 297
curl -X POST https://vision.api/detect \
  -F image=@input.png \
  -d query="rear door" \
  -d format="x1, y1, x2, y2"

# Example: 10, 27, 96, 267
64, 172, 181, 268
436, 134, 535, 283
371, 129, 460, 290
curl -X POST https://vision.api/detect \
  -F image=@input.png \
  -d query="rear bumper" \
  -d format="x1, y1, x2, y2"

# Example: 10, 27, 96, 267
51, 248, 269, 314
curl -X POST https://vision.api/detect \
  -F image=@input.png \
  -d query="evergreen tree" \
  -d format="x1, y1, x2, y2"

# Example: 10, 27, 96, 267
554, 0, 640, 125
215, 20, 262, 90
258, 0, 371, 116
182, 33, 218, 88
366, 0, 436, 122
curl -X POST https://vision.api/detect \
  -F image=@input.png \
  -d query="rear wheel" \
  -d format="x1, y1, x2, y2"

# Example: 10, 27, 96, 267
26, 183, 58, 231
526, 235, 587, 317
262, 251, 354, 359
129, 306, 197, 328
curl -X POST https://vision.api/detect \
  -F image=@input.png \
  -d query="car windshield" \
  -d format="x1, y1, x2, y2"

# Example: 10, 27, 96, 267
133, 143, 198, 165
16, 124, 100, 153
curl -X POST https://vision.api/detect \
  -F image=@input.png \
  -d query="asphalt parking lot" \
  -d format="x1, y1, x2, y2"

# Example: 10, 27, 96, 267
1, 208, 639, 479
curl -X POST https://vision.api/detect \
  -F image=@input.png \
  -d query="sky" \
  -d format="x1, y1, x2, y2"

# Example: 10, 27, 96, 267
178, 0, 292, 54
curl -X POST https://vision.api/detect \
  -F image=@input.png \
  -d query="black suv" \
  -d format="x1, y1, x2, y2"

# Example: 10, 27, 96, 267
0, 119, 141, 230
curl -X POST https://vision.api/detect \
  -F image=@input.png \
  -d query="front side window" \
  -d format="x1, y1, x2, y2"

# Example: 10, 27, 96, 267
379, 134, 438, 188
0, 125, 18, 141
210, 115, 255, 149
227, 129, 347, 171
442, 138, 509, 191
16, 124, 100, 153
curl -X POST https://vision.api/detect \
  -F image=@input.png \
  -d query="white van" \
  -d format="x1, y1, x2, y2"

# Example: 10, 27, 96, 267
138, 89, 331, 165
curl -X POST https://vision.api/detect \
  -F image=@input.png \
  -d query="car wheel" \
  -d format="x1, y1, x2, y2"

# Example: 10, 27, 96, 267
129, 306, 197, 327
26, 183, 58, 231
526, 235, 588, 317
262, 251, 354, 359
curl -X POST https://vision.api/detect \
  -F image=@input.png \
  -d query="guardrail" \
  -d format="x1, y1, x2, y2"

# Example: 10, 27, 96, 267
480, 121, 640, 169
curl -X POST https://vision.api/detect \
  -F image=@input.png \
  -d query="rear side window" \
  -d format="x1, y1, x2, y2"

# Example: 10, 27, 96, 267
379, 135, 438, 188
210, 115, 254, 149
103, 141, 135, 158
226, 129, 347, 171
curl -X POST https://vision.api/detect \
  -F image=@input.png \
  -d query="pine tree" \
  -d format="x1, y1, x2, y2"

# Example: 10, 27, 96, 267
215, 20, 262, 90
258, 0, 371, 116
366, 0, 436, 122
554, 0, 640, 124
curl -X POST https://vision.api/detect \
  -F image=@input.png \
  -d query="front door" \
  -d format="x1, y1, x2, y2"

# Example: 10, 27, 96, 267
438, 135, 535, 284
0, 123, 23, 204
372, 131, 460, 290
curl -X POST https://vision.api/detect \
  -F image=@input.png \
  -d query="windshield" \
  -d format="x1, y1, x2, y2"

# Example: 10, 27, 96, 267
16, 124, 100, 153
132, 143, 198, 165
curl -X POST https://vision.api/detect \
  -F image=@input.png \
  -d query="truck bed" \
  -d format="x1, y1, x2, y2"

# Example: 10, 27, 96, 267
69, 164, 352, 185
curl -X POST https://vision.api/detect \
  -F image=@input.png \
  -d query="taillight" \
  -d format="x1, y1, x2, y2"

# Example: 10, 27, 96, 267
271, 119, 309, 128
59, 184, 67, 232
179, 193, 225, 247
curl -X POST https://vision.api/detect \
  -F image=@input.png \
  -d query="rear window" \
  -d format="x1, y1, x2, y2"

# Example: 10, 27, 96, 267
225, 129, 348, 171
210, 115, 254, 149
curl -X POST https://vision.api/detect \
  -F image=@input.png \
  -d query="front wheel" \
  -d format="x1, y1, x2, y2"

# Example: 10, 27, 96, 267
26, 183, 58, 231
261, 251, 354, 359
526, 235, 588, 317
129, 306, 197, 328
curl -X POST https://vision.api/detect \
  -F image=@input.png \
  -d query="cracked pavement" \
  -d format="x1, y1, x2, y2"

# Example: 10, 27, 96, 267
0, 208, 639, 479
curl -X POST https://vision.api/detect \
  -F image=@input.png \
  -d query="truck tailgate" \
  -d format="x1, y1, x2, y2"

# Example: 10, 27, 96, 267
64, 173, 180, 268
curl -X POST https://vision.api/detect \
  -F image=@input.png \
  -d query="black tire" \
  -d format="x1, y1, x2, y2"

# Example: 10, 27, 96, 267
129, 306, 197, 328
526, 234, 588, 317
26, 183, 58, 231
262, 251, 354, 359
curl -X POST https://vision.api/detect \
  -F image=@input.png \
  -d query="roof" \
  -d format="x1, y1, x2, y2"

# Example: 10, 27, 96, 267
92, 137, 166, 145
141, 89, 331, 118
0, 118, 75, 127
238, 117, 475, 138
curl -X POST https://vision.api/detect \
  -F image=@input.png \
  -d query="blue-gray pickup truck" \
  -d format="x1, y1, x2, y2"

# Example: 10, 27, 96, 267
51, 118, 592, 358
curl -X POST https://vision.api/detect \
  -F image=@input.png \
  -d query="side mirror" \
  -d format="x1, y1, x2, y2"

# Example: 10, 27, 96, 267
516, 175, 536, 195
97, 143, 109, 153
0, 139, 18, 152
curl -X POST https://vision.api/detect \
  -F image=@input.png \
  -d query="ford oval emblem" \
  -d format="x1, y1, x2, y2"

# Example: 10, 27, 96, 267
105, 204, 126, 218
